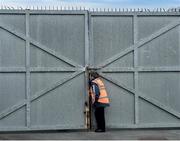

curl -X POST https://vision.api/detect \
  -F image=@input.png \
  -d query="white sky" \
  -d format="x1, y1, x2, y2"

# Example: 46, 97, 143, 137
0, 0, 180, 9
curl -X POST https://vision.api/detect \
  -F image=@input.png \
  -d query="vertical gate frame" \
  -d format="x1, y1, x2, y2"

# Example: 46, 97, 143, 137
88, 12, 94, 68
133, 14, 139, 124
25, 10, 31, 127
84, 11, 91, 129
87, 12, 94, 130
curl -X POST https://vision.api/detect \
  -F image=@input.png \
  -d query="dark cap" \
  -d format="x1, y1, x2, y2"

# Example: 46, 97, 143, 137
89, 71, 99, 78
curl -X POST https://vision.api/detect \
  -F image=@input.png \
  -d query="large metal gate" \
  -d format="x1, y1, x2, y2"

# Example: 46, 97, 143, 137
90, 12, 180, 128
0, 10, 88, 131
0, 9, 180, 131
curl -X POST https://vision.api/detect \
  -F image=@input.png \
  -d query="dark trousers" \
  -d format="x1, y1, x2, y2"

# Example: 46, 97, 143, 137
94, 107, 105, 130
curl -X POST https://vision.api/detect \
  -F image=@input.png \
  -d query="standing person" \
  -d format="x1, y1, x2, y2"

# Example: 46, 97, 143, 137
89, 71, 110, 132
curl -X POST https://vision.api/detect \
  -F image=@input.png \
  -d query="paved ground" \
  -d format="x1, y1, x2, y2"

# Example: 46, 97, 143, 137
0, 129, 180, 140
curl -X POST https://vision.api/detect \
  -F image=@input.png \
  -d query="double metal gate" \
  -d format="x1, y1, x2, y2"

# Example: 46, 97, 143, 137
0, 10, 180, 131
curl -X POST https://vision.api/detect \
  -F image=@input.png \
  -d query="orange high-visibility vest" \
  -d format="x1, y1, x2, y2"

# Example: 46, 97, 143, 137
90, 78, 110, 104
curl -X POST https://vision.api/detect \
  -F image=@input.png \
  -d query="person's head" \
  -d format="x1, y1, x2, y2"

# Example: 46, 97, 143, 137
89, 71, 99, 80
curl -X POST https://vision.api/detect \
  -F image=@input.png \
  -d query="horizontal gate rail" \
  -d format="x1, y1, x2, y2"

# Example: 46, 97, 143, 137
0, 67, 26, 72
1, 67, 179, 73
137, 67, 180, 72
105, 123, 180, 129
101, 67, 135, 72
30, 67, 85, 72
100, 67, 180, 72
0, 67, 85, 72
1, 123, 180, 131
0, 10, 88, 15
100, 73, 180, 119
96, 19, 180, 68
90, 12, 180, 16
0, 124, 85, 132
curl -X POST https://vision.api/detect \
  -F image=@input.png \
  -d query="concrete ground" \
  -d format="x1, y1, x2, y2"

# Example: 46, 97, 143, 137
0, 129, 180, 140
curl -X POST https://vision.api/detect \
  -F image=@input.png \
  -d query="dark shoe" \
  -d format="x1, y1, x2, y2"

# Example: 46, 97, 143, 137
95, 129, 105, 132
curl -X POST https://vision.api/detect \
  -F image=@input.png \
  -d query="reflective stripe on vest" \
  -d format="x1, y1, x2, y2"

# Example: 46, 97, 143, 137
92, 78, 110, 104
98, 96, 108, 99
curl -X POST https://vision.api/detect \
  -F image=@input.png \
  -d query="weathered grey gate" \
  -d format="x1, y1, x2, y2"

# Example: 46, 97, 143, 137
89, 12, 180, 128
0, 9, 180, 131
0, 10, 89, 131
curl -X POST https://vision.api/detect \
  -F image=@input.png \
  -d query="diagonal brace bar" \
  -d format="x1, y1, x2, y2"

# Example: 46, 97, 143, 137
97, 19, 180, 68
0, 71, 84, 120
100, 73, 180, 119
0, 22, 81, 68
139, 93, 180, 119
31, 70, 84, 102
0, 100, 27, 120
100, 73, 135, 94
29, 38, 82, 68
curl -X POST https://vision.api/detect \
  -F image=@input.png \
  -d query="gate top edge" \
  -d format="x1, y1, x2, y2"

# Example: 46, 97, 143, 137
0, 6, 180, 13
